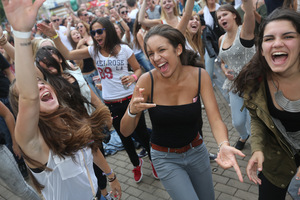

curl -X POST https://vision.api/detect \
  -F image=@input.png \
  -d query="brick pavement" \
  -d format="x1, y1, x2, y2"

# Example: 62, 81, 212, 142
0, 86, 293, 200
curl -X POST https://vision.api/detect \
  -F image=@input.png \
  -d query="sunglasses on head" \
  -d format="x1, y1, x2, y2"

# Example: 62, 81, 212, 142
77, 25, 84, 30
121, 11, 128, 15
52, 19, 59, 22
90, 28, 106, 36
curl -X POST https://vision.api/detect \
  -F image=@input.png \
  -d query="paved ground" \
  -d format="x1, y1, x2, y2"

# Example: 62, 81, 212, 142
0, 64, 294, 200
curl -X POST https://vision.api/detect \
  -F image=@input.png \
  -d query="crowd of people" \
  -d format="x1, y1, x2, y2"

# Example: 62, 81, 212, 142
0, 0, 299, 199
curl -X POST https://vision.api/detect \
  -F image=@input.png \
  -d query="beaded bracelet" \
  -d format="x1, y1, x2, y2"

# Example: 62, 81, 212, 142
107, 173, 117, 182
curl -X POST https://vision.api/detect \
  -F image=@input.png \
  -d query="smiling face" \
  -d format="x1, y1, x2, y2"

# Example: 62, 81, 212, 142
71, 29, 82, 43
38, 80, 59, 114
161, 0, 175, 15
114, 24, 122, 39
91, 22, 106, 48
188, 14, 200, 35
146, 35, 182, 77
261, 20, 300, 76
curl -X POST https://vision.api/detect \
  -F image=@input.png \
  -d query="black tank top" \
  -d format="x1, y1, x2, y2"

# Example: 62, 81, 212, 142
148, 69, 203, 148
82, 44, 96, 73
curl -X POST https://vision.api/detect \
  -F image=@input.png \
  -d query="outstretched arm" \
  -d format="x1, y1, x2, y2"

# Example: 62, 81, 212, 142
138, 0, 162, 28
176, 0, 195, 34
1, 0, 46, 159
240, 0, 255, 40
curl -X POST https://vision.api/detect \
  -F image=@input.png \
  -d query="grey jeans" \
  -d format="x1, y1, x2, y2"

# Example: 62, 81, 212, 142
0, 145, 41, 200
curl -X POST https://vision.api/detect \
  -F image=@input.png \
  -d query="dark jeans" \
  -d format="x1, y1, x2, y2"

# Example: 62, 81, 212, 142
258, 172, 288, 200
105, 98, 151, 167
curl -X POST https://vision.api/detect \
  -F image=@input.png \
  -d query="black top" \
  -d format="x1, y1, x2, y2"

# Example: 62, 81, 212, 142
0, 54, 11, 98
82, 44, 96, 73
265, 80, 300, 132
148, 69, 202, 148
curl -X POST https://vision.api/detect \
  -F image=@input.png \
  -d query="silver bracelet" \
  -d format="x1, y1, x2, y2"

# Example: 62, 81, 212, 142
13, 30, 31, 39
127, 106, 137, 118
218, 140, 229, 152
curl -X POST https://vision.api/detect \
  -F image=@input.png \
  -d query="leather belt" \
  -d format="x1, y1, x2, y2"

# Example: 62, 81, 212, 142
151, 134, 203, 154
104, 95, 132, 104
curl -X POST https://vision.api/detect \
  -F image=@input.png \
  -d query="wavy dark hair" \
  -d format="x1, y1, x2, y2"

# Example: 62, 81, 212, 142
233, 8, 300, 98
90, 17, 122, 58
144, 24, 204, 68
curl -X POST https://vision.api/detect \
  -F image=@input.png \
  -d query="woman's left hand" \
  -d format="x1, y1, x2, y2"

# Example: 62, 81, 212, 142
109, 178, 122, 200
216, 145, 245, 182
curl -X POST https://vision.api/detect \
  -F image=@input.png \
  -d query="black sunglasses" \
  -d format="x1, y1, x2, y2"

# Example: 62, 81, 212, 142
77, 25, 84, 30
52, 19, 59, 22
90, 28, 106, 36
84, 13, 89, 16
121, 11, 128, 15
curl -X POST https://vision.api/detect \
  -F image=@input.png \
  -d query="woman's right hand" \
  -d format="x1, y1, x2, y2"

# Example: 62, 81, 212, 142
246, 151, 264, 185
1, 0, 45, 32
109, 178, 122, 200
129, 86, 156, 114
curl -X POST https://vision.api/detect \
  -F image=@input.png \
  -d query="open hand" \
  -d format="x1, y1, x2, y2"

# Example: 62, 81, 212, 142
246, 151, 264, 185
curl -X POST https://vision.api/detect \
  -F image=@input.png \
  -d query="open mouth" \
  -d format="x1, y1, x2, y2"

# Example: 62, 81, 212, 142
191, 25, 197, 29
157, 62, 168, 72
222, 22, 227, 27
272, 52, 288, 64
41, 91, 53, 102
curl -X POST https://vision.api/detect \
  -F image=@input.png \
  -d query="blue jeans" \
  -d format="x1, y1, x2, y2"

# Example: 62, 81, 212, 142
229, 91, 251, 140
135, 52, 154, 72
0, 145, 41, 200
204, 51, 215, 83
151, 143, 214, 200
83, 70, 103, 100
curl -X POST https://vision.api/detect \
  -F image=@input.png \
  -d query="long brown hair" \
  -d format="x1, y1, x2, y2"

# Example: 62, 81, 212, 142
9, 78, 111, 192
233, 8, 300, 98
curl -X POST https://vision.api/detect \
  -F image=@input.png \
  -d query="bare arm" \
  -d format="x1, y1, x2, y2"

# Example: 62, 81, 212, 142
93, 149, 122, 199
176, 0, 195, 34
2, 0, 47, 161
138, 0, 162, 28
0, 26, 15, 60
240, 0, 255, 40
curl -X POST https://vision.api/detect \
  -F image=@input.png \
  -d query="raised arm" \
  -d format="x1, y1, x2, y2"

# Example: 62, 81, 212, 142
176, 0, 195, 34
138, 0, 162, 28
37, 23, 90, 60
240, 0, 255, 40
0, 26, 15, 61
2, 0, 46, 155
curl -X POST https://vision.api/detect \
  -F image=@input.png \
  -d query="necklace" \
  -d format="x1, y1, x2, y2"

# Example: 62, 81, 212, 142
103, 45, 118, 70
271, 79, 300, 113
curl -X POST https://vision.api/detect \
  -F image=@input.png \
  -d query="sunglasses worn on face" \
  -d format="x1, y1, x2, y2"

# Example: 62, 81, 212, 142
52, 19, 59, 22
77, 25, 84, 30
84, 13, 88, 16
90, 28, 106, 36
121, 11, 128, 15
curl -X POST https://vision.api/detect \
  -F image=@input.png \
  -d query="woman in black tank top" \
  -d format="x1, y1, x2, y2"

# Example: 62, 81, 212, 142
121, 24, 245, 200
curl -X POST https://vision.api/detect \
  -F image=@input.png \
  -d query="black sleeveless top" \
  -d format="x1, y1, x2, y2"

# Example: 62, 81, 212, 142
148, 69, 203, 148
82, 44, 96, 73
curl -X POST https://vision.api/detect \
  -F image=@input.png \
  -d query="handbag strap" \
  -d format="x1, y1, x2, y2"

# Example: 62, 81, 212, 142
81, 149, 96, 198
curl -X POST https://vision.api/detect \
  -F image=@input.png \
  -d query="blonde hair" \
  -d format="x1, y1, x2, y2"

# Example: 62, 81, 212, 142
32, 38, 55, 59
160, 0, 179, 20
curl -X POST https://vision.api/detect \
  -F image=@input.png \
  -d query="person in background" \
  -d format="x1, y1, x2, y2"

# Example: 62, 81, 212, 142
233, 8, 300, 200
146, 0, 161, 19
0, 101, 41, 200
264, 0, 283, 14
50, 14, 74, 51
77, 8, 91, 24
127, 0, 139, 19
